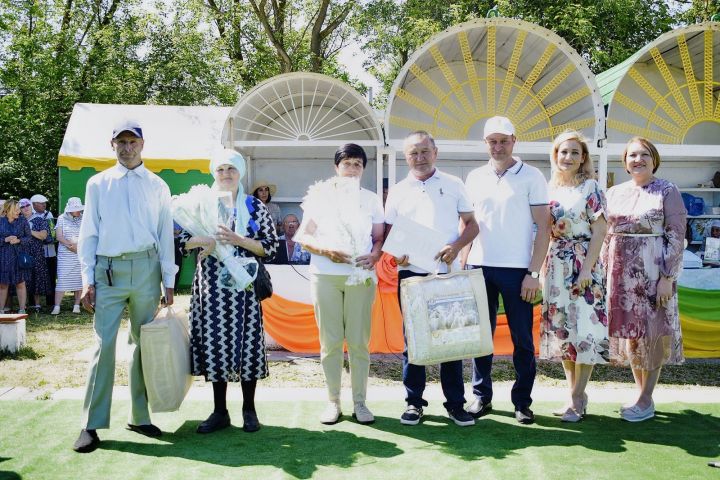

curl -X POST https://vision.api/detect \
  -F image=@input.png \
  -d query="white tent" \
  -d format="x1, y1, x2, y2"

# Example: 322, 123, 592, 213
59, 103, 231, 174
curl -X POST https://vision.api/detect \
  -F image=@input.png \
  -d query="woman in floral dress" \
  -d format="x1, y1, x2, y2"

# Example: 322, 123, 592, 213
602, 137, 686, 422
19, 199, 51, 310
541, 131, 609, 422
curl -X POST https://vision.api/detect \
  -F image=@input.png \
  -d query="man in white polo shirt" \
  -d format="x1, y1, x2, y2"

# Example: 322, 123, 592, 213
462, 116, 551, 425
385, 130, 479, 427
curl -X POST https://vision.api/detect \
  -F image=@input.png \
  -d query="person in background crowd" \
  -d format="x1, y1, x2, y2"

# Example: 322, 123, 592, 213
540, 131, 609, 423
19, 198, 51, 311
252, 180, 283, 235
179, 149, 278, 434
173, 221, 184, 288
0, 200, 31, 314
30, 194, 57, 307
278, 214, 310, 264
52, 197, 84, 315
602, 137, 686, 422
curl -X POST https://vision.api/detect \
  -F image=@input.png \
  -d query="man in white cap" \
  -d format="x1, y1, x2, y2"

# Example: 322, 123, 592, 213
462, 116, 551, 425
73, 120, 177, 453
30, 193, 57, 308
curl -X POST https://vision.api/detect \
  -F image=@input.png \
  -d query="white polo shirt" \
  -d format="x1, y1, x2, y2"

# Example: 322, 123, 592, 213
465, 158, 548, 268
385, 169, 473, 273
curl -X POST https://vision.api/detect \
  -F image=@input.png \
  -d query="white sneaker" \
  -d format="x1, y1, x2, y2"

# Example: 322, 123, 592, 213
50, 306, 61, 315
621, 401, 655, 422
72, 305, 81, 314
319, 401, 342, 425
352, 402, 375, 425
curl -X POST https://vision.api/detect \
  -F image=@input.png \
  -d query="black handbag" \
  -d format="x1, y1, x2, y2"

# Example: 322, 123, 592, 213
253, 259, 273, 301
17, 250, 33, 270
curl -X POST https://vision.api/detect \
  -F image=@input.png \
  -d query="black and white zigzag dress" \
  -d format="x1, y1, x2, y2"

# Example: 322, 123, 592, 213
180, 195, 278, 382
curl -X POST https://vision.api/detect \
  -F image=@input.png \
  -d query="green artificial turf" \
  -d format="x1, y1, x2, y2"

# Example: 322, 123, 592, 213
0, 400, 718, 480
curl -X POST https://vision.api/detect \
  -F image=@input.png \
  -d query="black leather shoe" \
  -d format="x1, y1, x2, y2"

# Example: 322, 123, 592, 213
242, 410, 261, 433
196, 411, 231, 434
515, 407, 535, 425
73, 429, 100, 453
127, 423, 163, 437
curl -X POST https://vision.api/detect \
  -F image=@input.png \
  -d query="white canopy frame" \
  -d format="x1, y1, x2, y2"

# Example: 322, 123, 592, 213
222, 72, 385, 200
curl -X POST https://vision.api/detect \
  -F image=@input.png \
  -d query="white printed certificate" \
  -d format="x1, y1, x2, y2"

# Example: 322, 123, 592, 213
383, 215, 448, 273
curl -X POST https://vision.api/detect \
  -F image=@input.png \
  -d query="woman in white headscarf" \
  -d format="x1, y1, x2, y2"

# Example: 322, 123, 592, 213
178, 149, 278, 434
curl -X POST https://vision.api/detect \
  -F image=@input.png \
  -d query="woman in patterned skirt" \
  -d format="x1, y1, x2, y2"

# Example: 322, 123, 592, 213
52, 197, 84, 315
602, 137, 686, 422
541, 131, 609, 422
19, 198, 51, 310
179, 149, 278, 434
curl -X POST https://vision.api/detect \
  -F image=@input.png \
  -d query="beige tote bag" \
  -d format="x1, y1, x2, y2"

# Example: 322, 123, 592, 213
400, 267, 493, 365
141, 306, 192, 412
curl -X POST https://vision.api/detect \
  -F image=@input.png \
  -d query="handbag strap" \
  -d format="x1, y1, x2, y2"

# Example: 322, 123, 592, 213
433, 259, 453, 276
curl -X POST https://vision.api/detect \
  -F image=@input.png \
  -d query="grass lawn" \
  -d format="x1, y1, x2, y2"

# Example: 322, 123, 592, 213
0, 400, 718, 480
2, 293, 719, 393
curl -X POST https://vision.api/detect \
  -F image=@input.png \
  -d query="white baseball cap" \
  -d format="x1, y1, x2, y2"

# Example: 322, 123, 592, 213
30, 194, 48, 203
483, 116, 515, 138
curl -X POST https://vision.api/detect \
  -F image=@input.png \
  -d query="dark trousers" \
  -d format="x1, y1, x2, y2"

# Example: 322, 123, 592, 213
398, 270, 466, 410
469, 266, 536, 409
45, 255, 57, 306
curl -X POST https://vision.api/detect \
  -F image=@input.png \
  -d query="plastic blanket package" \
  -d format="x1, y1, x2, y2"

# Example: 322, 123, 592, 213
141, 306, 192, 413
400, 269, 493, 365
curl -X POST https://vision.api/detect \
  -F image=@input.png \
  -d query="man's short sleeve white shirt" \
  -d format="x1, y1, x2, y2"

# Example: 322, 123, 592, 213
465, 159, 548, 268
385, 169, 472, 273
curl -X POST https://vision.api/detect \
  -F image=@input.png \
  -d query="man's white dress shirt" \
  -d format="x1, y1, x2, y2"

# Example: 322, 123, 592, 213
78, 162, 177, 287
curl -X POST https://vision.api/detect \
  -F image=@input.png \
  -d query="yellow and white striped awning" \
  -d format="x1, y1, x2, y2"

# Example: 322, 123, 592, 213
385, 17, 605, 151
604, 22, 720, 146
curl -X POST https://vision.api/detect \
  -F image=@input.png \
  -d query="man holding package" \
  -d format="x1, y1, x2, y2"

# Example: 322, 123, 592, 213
73, 120, 177, 453
462, 116, 551, 425
384, 130, 479, 427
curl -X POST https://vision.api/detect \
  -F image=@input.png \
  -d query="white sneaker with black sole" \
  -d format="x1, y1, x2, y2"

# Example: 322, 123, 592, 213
400, 405, 423, 425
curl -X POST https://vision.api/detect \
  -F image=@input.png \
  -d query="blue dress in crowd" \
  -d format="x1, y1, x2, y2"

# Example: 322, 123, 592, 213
0, 216, 32, 285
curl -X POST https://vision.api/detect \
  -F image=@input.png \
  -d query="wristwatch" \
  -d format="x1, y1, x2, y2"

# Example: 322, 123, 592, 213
527, 270, 540, 279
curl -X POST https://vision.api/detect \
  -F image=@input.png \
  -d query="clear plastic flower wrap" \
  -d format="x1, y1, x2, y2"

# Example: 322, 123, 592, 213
295, 176, 375, 286
172, 184, 256, 291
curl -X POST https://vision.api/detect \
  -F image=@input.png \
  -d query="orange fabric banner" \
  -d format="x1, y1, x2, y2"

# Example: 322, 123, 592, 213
261, 253, 542, 355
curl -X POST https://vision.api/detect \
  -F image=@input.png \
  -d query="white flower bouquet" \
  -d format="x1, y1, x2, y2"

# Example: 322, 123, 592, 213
295, 176, 375, 286
172, 184, 256, 291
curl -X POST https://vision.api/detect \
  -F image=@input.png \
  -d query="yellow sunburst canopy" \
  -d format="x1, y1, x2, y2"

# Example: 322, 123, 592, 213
605, 22, 720, 144
385, 18, 605, 144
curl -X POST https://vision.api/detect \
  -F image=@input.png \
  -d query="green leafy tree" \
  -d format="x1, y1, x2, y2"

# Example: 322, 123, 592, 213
0, 0, 243, 205
353, 0, 492, 105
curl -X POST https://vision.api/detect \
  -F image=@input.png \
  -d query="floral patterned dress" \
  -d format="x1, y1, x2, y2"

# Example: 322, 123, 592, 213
541, 179, 609, 364
601, 178, 686, 370
24, 216, 51, 297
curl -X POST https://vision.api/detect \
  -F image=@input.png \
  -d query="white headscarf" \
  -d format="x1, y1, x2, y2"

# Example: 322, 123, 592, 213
209, 148, 251, 236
